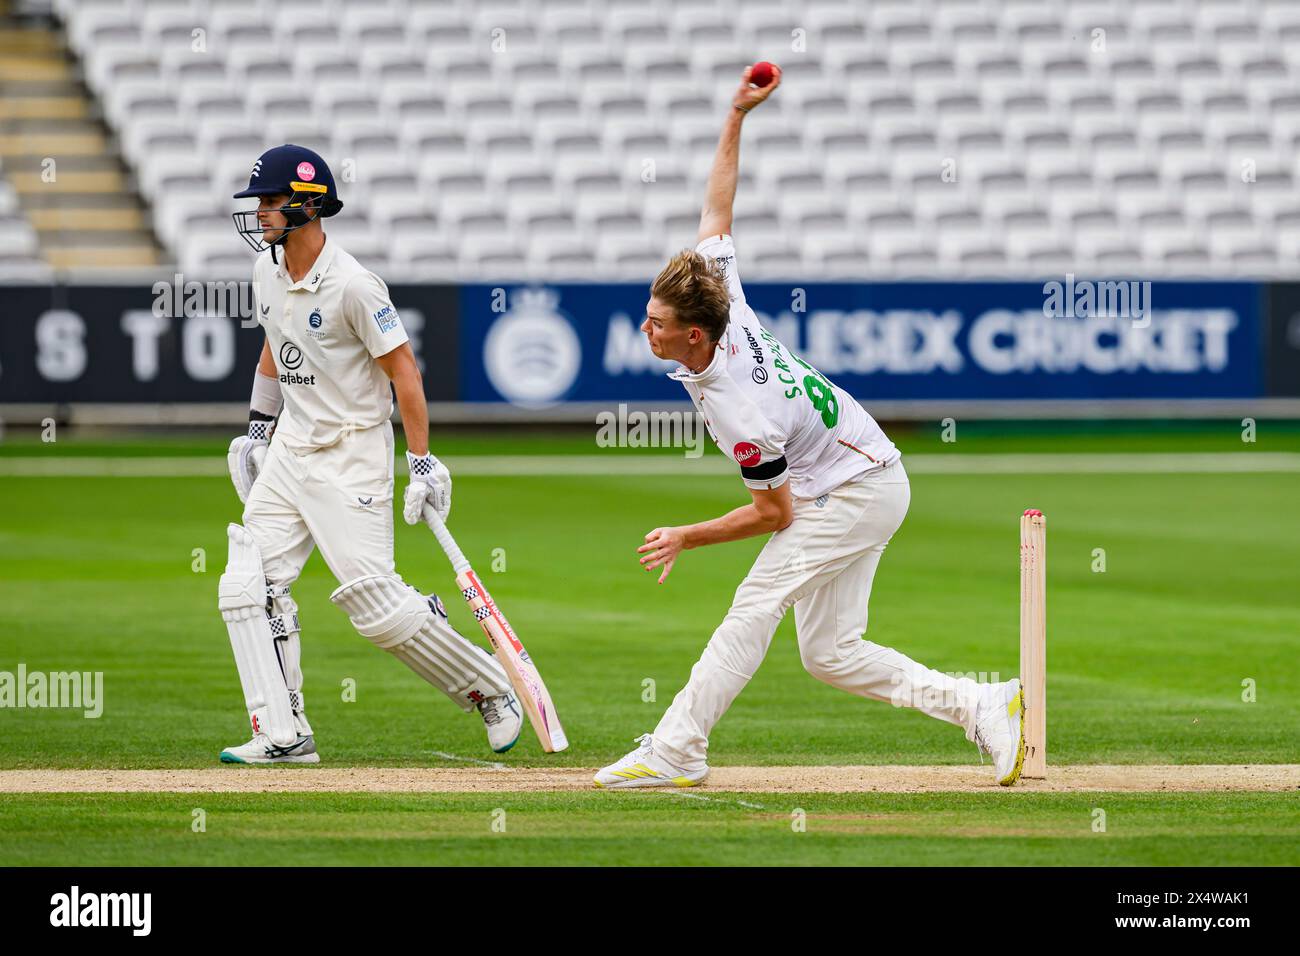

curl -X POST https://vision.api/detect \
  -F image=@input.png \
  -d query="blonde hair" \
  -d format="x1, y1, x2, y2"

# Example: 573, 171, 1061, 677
650, 250, 731, 343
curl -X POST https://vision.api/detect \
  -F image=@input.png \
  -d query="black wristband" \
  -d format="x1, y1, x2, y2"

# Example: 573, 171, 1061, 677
741, 455, 787, 481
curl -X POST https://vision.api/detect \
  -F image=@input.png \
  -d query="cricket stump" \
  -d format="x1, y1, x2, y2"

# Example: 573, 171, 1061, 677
1019, 509, 1047, 779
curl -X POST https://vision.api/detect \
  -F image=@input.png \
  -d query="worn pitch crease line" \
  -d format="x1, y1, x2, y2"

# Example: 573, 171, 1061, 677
429, 751, 507, 770
666, 790, 767, 810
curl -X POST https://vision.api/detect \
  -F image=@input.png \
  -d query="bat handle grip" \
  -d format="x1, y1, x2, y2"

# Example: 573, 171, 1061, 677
423, 505, 472, 575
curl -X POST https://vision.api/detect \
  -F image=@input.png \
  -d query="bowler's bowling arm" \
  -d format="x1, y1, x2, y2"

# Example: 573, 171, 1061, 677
698, 106, 744, 243
698, 65, 783, 243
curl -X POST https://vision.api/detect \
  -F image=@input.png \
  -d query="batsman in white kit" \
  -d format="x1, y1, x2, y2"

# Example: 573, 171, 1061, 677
219, 145, 522, 763
595, 69, 1027, 788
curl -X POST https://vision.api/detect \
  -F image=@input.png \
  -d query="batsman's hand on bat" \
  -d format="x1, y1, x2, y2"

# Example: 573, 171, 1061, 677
639, 526, 687, 584
404, 449, 452, 527
733, 63, 781, 113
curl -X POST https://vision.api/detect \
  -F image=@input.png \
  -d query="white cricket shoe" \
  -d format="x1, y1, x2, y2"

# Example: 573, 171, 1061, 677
220, 732, 319, 764
971, 678, 1026, 786
593, 734, 708, 789
478, 691, 523, 753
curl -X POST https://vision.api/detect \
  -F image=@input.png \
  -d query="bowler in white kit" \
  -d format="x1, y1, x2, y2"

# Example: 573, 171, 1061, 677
595, 70, 1028, 788
219, 145, 522, 763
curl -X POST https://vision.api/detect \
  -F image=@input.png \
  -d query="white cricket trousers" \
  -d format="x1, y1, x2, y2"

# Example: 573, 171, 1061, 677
238, 420, 512, 719
653, 459, 984, 772
243, 422, 397, 586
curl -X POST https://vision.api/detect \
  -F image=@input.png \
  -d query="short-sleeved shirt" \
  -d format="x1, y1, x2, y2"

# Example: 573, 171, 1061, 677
252, 237, 408, 451
668, 234, 900, 500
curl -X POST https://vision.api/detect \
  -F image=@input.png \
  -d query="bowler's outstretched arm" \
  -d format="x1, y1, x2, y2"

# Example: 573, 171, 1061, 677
697, 63, 782, 243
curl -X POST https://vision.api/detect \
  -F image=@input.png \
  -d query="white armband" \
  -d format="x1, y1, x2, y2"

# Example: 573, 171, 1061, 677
250, 370, 283, 418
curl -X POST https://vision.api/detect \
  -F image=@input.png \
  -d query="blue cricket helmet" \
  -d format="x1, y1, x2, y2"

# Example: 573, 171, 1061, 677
232, 144, 343, 254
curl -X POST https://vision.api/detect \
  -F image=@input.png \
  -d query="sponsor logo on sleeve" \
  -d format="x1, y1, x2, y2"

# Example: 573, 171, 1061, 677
733, 441, 761, 466
373, 304, 400, 334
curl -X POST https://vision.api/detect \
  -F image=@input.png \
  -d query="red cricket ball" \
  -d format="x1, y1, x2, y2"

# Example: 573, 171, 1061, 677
749, 61, 776, 88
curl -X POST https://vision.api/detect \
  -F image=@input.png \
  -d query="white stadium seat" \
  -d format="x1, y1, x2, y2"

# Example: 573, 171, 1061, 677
35, 0, 1300, 278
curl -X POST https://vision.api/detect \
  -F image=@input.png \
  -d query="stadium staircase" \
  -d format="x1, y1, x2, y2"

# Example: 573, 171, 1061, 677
0, 1, 161, 270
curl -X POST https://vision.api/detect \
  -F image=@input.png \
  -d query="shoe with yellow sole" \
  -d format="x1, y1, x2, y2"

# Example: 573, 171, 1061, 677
594, 734, 708, 789
972, 679, 1026, 786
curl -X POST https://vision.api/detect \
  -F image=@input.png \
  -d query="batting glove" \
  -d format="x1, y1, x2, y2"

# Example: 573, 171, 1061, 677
227, 417, 272, 504
404, 450, 452, 525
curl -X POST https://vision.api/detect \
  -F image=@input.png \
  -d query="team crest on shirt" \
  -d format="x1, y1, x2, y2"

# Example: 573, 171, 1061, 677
307, 307, 325, 339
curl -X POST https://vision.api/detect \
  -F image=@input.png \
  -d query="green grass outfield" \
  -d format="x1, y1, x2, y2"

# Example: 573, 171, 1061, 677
0, 425, 1297, 865
2, 417, 1298, 458
1, 792, 1295, 866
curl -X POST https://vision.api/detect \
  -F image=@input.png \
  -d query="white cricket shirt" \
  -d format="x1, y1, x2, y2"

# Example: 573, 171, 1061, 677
252, 237, 409, 451
668, 234, 900, 500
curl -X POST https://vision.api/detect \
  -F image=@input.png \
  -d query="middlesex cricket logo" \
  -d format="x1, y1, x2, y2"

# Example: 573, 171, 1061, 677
307, 308, 326, 339
483, 288, 581, 407
733, 441, 761, 466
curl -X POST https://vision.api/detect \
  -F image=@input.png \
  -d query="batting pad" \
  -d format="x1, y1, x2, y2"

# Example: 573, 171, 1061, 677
331, 574, 511, 711
218, 524, 297, 747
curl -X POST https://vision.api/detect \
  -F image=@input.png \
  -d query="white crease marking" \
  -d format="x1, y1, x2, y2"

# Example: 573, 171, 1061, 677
664, 790, 767, 811
429, 751, 507, 770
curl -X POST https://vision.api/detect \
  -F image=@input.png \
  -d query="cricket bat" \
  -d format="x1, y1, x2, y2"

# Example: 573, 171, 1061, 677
423, 506, 569, 753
